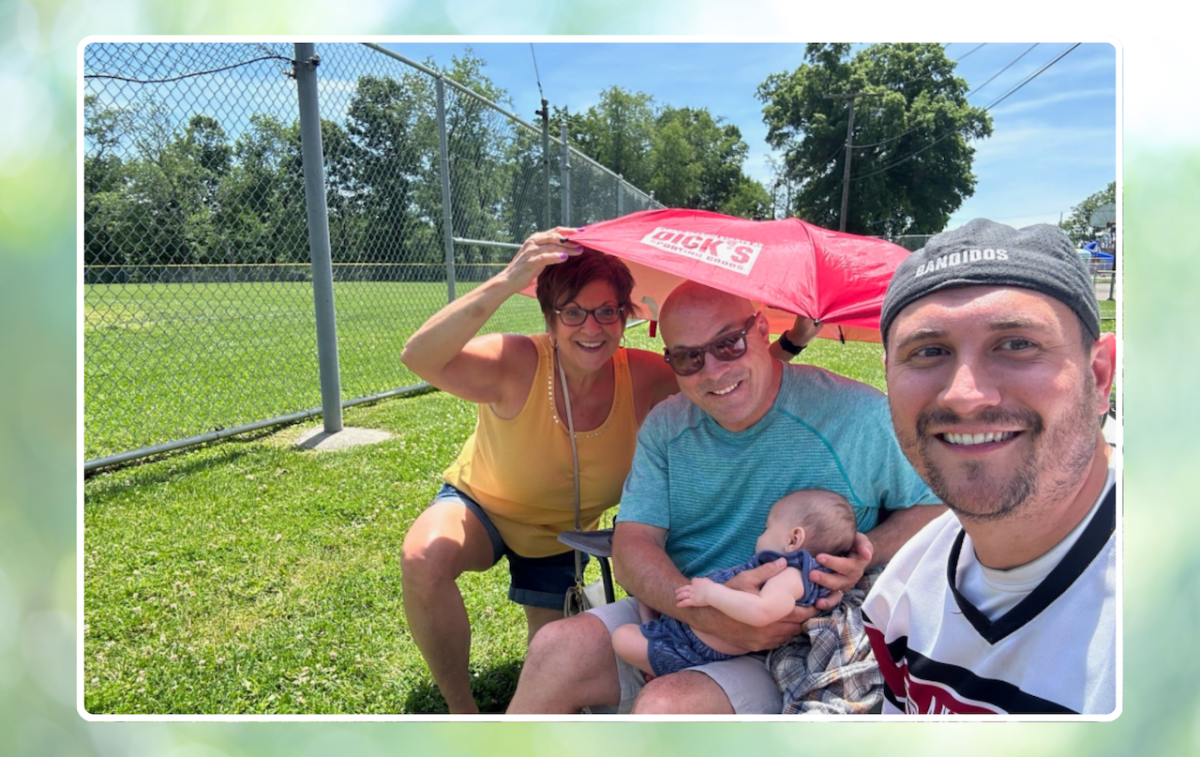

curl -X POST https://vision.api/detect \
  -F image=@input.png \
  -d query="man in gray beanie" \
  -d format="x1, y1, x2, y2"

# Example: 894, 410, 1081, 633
862, 218, 1118, 715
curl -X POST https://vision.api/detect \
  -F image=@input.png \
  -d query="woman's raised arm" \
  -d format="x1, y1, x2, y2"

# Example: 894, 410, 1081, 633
401, 228, 580, 404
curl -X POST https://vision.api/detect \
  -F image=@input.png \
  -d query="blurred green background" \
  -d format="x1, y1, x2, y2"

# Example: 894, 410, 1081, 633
2, 0, 1184, 753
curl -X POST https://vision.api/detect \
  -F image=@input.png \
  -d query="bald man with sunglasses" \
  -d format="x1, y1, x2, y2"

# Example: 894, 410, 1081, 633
509, 282, 944, 715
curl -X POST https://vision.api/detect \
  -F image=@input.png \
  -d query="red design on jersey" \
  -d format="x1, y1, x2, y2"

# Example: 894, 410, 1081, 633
865, 625, 1004, 715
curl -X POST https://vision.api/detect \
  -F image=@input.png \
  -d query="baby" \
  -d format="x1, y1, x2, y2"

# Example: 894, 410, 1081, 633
612, 489, 857, 678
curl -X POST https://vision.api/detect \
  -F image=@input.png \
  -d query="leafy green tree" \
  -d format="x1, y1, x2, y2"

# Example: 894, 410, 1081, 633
758, 43, 992, 236
655, 107, 748, 212
558, 98, 768, 218
214, 114, 309, 268
1059, 181, 1116, 245
647, 119, 701, 207
118, 113, 234, 270
553, 105, 619, 225
436, 51, 512, 266
84, 95, 134, 270
721, 176, 773, 220
89, 103, 235, 273
572, 87, 657, 189
318, 118, 371, 271
344, 72, 436, 267
502, 124, 547, 244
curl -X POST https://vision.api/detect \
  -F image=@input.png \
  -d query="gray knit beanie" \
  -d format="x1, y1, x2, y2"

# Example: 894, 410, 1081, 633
880, 218, 1100, 344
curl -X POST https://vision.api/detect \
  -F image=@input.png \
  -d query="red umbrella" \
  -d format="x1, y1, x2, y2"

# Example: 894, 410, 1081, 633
529, 209, 913, 343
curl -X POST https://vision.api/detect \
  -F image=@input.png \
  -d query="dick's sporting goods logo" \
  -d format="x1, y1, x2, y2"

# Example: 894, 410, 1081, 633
640, 227, 762, 275
915, 248, 1009, 277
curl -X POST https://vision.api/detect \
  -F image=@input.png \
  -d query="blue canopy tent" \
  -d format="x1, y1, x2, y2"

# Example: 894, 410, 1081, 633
1081, 241, 1115, 270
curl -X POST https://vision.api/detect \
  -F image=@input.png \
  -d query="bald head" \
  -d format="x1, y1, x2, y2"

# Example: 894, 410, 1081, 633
660, 282, 755, 346
658, 281, 780, 433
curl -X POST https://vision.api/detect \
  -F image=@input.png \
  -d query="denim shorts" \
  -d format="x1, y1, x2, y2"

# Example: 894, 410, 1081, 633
433, 482, 589, 610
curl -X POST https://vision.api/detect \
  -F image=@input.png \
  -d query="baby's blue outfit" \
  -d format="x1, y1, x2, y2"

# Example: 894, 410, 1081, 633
642, 549, 830, 677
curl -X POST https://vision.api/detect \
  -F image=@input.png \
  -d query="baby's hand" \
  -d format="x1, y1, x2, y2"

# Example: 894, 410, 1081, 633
675, 577, 716, 607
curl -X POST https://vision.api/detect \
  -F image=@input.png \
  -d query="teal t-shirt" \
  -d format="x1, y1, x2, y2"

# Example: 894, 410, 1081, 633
619, 363, 940, 579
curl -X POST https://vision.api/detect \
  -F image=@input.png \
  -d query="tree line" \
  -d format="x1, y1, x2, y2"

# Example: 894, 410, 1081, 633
555, 89, 771, 218
1059, 181, 1116, 246
83, 50, 771, 281
85, 54, 550, 280
86, 42, 1013, 279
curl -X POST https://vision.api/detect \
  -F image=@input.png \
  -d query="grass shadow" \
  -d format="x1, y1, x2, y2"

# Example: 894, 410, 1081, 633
83, 418, 301, 483
84, 445, 254, 493
402, 658, 524, 714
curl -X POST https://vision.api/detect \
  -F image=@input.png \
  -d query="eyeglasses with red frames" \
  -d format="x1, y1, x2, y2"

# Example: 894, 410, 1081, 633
662, 315, 758, 377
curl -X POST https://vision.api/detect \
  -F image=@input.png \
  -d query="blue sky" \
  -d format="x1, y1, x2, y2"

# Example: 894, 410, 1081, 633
379, 40, 1117, 232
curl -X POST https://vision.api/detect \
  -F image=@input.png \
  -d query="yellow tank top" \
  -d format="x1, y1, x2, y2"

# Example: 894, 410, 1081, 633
443, 333, 639, 557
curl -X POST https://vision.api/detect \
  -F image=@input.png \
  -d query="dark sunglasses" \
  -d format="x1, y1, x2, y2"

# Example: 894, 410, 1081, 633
662, 315, 758, 376
555, 305, 625, 327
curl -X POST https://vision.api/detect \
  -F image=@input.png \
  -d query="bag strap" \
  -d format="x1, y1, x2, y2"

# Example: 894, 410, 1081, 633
553, 343, 585, 587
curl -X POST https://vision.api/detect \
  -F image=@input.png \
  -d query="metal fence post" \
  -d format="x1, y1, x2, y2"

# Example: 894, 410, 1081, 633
560, 120, 571, 228
435, 75, 456, 302
617, 174, 624, 217
84, 41, 677, 469
539, 98, 551, 229
294, 42, 343, 434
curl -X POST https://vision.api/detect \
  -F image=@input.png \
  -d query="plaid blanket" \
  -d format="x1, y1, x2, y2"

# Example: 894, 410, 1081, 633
766, 567, 884, 715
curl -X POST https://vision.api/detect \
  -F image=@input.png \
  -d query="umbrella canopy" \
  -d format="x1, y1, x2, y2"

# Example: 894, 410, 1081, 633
527, 209, 913, 343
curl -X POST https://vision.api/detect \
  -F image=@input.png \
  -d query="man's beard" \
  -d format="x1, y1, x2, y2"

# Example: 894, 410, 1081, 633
903, 390, 1099, 523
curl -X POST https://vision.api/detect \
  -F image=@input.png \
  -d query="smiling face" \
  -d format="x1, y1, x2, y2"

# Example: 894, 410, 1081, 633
549, 279, 626, 372
884, 285, 1115, 523
659, 284, 780, 433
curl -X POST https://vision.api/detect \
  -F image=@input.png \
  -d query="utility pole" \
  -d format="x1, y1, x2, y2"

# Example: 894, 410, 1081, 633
826, 92, 883, 232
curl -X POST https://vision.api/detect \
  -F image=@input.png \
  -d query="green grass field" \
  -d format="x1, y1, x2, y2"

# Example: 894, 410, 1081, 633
84, 282, 1116, 462
82, 287, 1118, 714
83, 281, 544, 461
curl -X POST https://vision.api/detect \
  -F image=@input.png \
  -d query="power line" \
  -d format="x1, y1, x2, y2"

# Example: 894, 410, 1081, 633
982, 43, 1081, 110
851, 114, 930, 151
850, 43, 1081, 182
818, 142, 846, 169
852, 43, 1040, 152
530, 43, 545, 102
851, 128, 961, 182
966, 43, 1039, 99
955, 43, 986, 62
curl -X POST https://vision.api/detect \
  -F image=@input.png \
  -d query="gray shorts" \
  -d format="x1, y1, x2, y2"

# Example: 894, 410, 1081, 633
590, 597, 783, 714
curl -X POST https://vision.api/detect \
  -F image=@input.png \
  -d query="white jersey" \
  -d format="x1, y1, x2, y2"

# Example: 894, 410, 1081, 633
862, 477, 1117, 715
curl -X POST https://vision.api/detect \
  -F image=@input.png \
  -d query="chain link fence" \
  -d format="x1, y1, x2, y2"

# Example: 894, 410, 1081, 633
83, 42, 662, 467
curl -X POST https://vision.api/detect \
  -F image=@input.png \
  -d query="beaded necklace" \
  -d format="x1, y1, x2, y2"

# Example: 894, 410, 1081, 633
548, 342, 611, 440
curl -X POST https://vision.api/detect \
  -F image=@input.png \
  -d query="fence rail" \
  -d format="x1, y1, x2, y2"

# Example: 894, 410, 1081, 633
83, 41, 663, 467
